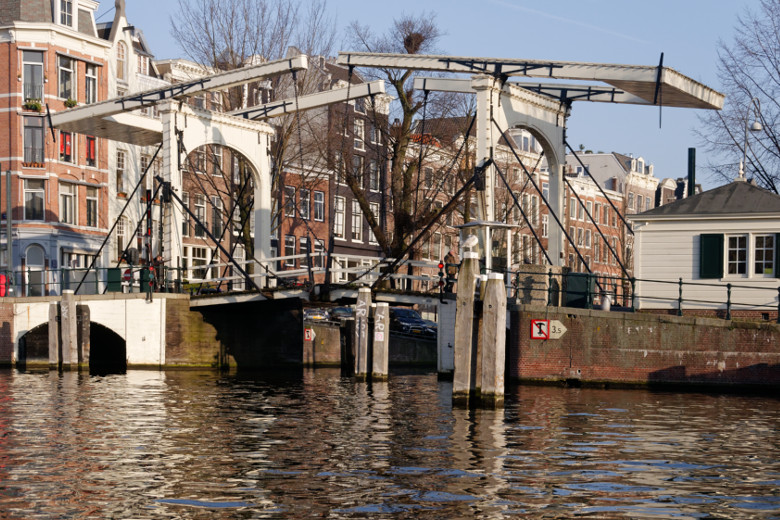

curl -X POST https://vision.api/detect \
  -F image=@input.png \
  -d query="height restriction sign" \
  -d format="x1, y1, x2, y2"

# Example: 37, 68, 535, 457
530, 320, 550, 340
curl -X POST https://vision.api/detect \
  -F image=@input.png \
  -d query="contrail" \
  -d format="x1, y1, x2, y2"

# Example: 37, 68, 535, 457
487, 0, 652, 46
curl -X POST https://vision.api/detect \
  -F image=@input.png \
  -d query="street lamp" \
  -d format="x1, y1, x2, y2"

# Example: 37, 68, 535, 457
738, 97, 763, 181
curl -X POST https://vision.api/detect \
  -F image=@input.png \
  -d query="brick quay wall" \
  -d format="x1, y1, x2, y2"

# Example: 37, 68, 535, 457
509, 305, 780, 389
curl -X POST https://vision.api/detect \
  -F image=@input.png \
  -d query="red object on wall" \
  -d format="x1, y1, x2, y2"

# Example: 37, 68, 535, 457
0, 273, 7, 297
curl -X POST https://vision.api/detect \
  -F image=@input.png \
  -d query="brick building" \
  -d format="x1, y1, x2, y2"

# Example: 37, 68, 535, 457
1, 0, 111, 295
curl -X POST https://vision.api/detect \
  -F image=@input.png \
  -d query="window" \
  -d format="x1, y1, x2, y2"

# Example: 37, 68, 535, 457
194, 194, 206, 238
594, 237, 600, 262
137, 54, 149, 75
594, 203, 601, 223
59, 131, 74, 163
313, 191, 325, 221
212, 145, 223, 175
351, 199, 363, 241
369, 202, 380, 244
432, 232, 442, 261
23, 116, 45, 165
531, 195, 539, 226
313, 240, 325, 268
116, 41, 127, 82
577, 228, 583, 247
59, 183, 76, 224
354, 119, 365, 150
637, 195, 644, 213
646, 196, 652, 211
369, 160, 380, 191
354, 97, 365, 113
58, 56, 75, 100
578, 201, 585, 221
85, 64, 97, 104
86, 186, 98, 228
22, 51, 44, 102
181, 192, 190, 237
352, 155, 364, 185
586, 201, 593, 220
612, 209, 617, 228
85, 136, 96, 167
299, 237, 309, 267
211, 196, 223, 237
542, 181, 549, 200
755, 235, 775, 275
369, 122, 380, 144
610, 238, 618, 265
116, 217, 127, 260
284, 235, 296, 267
192, 247, 208, 279
628, 192, 635, 210
542, 214, 549, 238
424, 167, 434, 189
59, 0, 73, 26
299, 188, 310, 220
116, 150, 126, 193
570, 197, 576, 219
334, 196, 345, 238
24, 179, 45, 221
585, 229, 592, 248
284, 186, 296, 217
195, 149, 206, 172
334, 151, 345, 184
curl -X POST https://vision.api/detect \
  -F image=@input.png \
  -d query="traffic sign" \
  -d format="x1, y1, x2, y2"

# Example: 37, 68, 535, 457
549, 320, 568, 339
530, 319, 549, 340
123, 269, 132, 282
304, 328, 315, 342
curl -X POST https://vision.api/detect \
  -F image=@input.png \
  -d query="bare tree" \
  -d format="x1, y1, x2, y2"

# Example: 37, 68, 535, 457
697, 0, 780, 193
345, 14, 461, 260
170, 0, 337, 256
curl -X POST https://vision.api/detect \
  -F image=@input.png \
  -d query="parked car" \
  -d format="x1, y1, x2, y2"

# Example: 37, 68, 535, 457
303, 308, 330, 321
329, 306, 354, 320
389, 307, 435, 338
421, 319, 438, 336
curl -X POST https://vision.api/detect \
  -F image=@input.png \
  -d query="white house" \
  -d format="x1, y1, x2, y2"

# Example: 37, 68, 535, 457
630, 179, 780, 315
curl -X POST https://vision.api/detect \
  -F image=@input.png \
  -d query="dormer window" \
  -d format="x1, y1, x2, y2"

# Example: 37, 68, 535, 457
59, 0, 74, 27
137, 55, 149, 75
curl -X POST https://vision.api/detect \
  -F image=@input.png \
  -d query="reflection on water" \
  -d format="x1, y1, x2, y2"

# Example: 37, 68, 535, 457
0, 369, 778, 519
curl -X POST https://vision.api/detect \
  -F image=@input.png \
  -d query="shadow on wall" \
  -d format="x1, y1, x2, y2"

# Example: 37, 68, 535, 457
649, 364, 780, 388
18, 323, 50, 367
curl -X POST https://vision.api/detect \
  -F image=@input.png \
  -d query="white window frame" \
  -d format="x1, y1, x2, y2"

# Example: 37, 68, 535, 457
313, 191, 325, 221
334, 196, 345, 239
86, 186, 98, 228
59, 182, 76, 225
85, 64, 98, 104
351, 199, 363, 242
24, 179, 45, 221
369, 202, 380, 244
754, 234, 776, 277
299, 188, 310, 220
58, 55, 76, 100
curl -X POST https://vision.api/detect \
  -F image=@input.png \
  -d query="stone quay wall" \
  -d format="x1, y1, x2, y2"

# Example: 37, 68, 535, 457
509, 304, 780, 389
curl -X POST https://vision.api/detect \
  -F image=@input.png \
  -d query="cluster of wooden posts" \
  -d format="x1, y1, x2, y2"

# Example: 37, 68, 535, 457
349, 252, 506, 408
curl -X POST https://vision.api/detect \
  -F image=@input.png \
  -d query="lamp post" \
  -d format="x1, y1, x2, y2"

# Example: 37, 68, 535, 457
738, 97, 762, 181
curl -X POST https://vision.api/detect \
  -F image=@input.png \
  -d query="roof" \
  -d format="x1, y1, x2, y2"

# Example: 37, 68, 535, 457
634, 180, 780, 218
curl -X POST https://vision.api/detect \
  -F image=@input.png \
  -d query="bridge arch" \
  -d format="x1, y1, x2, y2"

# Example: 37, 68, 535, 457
88, 322, 127, 375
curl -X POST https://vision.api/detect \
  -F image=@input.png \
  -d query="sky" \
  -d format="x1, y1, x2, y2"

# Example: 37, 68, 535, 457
99, 0, 756, 190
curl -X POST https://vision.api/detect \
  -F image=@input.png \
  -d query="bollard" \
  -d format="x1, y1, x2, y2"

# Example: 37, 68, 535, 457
372, 302, 389, 381
479, 273, 506, 408
48, 303, 59, 370
726, 283, 732, 320
353, 287, 371, 380
453, 252, 479, 406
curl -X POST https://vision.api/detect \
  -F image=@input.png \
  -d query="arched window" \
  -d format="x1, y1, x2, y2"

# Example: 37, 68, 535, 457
116, 42, 127, 81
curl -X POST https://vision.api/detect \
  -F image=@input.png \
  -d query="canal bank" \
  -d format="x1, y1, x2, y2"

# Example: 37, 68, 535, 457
509, 304, 780, 390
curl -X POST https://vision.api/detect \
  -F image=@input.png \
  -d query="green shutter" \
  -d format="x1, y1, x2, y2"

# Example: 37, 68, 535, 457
776, 233, 780, 278
699, 233, 724, 279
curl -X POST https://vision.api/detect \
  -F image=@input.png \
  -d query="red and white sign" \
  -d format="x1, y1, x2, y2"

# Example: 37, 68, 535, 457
304, 328, 315, 342
530, 319, 550, 340
123, 269, 132, 282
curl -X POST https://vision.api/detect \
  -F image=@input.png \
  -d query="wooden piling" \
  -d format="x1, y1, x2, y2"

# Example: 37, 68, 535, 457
48, 302, 59, 370
452, 252, 479, 405
354, 287, 371, 380
60, 290, 77, 370
372, 302, 389, 380
479, 273, 506, 408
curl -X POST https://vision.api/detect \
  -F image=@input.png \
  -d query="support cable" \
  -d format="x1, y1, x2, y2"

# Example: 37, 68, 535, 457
565, 140, 634, 235
75, 143, 162, 293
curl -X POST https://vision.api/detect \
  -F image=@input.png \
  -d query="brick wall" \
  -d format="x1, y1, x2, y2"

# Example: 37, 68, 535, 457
165, 297, 224, 368
509, 305, 780, 388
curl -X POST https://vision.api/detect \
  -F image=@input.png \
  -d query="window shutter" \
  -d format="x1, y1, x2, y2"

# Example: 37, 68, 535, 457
776, 233, 780, 278
699, 233, 724, 279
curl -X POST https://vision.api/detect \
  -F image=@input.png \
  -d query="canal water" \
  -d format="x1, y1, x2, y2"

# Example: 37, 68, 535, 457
0, 369, 778, 519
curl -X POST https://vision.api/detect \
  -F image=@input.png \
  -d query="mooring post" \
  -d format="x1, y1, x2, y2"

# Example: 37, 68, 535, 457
48, 302, 59, 370
480, 273, 506, 408
372, 302, 389, 381
453, 252, 479, 406
60, 290, 78, 370
354, 286, 371, 380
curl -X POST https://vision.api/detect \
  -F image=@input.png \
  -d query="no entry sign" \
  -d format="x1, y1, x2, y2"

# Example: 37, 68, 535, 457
530, 320, 549, 340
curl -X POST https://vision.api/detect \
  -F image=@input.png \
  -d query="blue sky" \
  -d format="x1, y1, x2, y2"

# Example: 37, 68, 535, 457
103, 0, 754, 189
